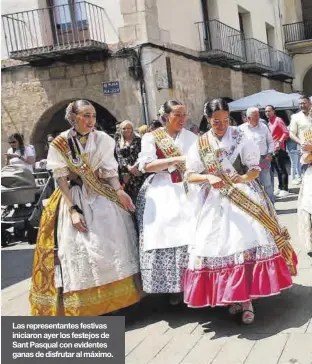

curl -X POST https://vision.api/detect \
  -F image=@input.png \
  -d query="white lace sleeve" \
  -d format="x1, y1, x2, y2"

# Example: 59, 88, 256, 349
46, 144, 70, 178
186, 141, 205, 174
97, 133, 119, 178
240, 137, 261, 172
137, 133, 157, 172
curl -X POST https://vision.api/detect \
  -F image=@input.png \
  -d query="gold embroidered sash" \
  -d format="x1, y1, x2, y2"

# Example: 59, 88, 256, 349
198, 133, 297, 276
304, 128, 312, 143
51, 135, 126, 211
152, 127, 186, 176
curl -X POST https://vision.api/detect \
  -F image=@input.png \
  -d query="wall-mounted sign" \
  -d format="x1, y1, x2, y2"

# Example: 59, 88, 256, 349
103, 81, 120, 95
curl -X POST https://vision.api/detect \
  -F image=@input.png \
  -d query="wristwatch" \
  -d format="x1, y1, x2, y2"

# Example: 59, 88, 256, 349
69, 205, 83, 214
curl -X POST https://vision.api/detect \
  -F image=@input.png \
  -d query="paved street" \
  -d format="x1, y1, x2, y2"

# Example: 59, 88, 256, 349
1, 184, 312, 364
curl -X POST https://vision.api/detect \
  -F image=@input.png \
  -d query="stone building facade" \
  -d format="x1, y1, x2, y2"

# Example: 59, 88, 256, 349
1, 0, 294, 160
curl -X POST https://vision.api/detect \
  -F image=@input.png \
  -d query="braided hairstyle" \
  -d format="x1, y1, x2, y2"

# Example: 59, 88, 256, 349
65, 99, 93, 126
204, 98, 229, 118
158, 100, 183, 124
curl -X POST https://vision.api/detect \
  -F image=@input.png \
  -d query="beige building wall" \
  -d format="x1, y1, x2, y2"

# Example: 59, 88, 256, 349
156, 0, 202, 50
156, 0, 285, 52
292, 53, 312, 92
281, 0, 312, 93
1, 0, 124, 59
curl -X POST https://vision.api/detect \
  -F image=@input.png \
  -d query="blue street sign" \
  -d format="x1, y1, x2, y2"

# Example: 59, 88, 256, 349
103, 81, 120, 95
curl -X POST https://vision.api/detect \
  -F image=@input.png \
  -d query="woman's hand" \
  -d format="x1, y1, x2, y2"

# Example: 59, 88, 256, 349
229, 173, 245, 184
117, 190, 136, 212
70, 211, 88, 233
127, 165, 141, 176
207, 175, 225, 189
302, 142, 312, 153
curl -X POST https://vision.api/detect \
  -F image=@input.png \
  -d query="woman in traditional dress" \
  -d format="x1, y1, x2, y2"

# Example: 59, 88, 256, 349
29, 100, 141, 316
298, 124, 312, 256
115, 120, 145, 203
136, 100, 198, 305
184, 98, 297, 324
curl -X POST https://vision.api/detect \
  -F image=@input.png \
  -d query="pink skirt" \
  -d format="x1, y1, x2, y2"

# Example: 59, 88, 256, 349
184, 247, 294, 308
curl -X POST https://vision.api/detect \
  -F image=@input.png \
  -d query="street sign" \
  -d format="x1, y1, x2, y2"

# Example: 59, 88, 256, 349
103, 81, 120, 95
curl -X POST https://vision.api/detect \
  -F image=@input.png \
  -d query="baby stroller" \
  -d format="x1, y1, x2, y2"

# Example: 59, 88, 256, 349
1, 165, 55, 247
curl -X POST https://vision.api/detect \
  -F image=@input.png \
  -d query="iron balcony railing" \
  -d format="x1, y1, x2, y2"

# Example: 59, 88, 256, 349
195, 19, 245, 64
271, 50, 294, 77
283, 21, 312, 43
242, 38, 274, 70
2, 1, 108, 60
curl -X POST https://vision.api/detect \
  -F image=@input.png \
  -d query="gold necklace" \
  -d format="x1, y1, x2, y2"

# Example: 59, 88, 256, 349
79, 135, 88, 145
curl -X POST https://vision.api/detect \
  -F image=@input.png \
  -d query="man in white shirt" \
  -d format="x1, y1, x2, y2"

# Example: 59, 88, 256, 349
240, 107, 275, 203
290, 95, 312, 144
289, 95, 312, 174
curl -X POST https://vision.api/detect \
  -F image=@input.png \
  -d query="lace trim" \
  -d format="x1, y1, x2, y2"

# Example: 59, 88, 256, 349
98, 168, 118, 178
247, 165, 261, 172
191, 244, 279, 270
53, 167, 70, 178
138, 156, 157, 173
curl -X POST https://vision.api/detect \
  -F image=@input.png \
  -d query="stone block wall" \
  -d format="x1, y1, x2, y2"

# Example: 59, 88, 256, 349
140, 46, 291, 125
1, 48, 292, 160
1, 57, 141, 153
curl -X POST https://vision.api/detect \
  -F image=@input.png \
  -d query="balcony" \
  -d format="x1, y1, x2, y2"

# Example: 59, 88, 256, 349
269, 50, 294, 80
283, 21, 312, 54
2, 1, 109, 64
240, 38, 274, 74
195, 19, 245, 66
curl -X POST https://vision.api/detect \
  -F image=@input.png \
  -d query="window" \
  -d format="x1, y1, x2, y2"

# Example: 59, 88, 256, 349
51, 0, 88, 30
239, 13, 245, 35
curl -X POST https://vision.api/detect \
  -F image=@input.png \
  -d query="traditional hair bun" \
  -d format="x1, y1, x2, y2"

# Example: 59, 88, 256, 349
65, 102, 75, 125
158, 104, 165, 117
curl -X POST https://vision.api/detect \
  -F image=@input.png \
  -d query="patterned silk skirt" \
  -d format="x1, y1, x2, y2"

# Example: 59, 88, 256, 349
136, 176, 190, 293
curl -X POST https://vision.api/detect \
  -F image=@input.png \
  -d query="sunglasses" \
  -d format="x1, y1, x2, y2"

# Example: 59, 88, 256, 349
9, 141, 17, 144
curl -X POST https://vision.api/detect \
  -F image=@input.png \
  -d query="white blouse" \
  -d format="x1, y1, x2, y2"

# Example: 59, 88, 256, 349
137, 128, 197, 173
187, 126, 261, 174
47, 129, 119, 203
7, 145, 35, 172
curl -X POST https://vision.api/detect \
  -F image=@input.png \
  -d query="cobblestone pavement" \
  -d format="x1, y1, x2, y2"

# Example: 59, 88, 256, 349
2, 185, 312, 364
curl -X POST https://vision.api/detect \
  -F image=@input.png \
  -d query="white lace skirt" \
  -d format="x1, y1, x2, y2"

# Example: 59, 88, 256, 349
57, 186, 140, 293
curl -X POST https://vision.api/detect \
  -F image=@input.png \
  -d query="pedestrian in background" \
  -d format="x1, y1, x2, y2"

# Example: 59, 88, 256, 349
240, 107, 275, 203
289, 95, 312, 174
115, 120, 145, 203
286, 125, 302, 185
265, 105, 290, 197
149, 120, 162, 131
5, 133, 35, 172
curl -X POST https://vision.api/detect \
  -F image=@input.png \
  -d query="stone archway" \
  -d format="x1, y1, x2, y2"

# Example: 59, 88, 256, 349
303, 67, 312, 97
30, 99, 118, 160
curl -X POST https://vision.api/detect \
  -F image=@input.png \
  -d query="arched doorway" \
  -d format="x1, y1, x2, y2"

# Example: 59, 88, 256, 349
303, 67, 312, 97
30, 99, 117, 159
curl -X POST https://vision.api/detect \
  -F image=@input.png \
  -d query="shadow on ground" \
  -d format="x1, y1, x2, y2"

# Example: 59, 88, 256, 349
1, 249, 34, 289
123, 283, 311, 340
